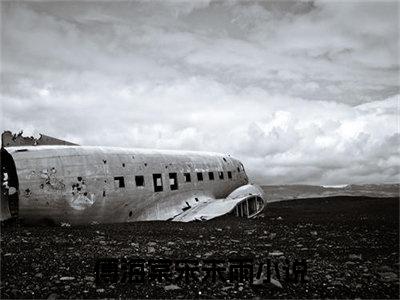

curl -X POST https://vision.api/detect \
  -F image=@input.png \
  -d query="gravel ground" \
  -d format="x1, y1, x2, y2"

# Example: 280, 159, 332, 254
1, 196, 399, 299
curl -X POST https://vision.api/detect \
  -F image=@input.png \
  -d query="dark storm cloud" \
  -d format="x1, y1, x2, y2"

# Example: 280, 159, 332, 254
1, 0, 399, 185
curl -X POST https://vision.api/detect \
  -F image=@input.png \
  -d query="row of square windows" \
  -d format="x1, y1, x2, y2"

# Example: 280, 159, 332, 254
114, 170, 235, 192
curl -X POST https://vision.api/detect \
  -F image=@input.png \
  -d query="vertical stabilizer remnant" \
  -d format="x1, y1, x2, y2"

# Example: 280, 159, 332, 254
1, 131, 78, 147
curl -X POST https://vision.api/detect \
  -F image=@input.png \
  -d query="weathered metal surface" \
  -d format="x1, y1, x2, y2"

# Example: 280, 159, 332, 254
1, 145, 265, 224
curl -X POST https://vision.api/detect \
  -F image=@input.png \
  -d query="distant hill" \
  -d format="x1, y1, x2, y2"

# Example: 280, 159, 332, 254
261, 183, 399, 202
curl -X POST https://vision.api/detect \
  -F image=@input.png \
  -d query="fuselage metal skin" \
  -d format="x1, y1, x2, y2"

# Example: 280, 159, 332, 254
1, 146, 265, 224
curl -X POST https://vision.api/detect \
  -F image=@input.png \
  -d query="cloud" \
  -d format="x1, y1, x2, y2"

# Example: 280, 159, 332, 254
1, 0, 399, 185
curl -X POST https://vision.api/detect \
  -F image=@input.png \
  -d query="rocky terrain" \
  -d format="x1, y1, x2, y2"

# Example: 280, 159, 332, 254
1, 196, 399, 299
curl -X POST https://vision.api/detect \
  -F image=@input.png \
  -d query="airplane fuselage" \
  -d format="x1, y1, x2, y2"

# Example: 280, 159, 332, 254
1, 146, 264, 224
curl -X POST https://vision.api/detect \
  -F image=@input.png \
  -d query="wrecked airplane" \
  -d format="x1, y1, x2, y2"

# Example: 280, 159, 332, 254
1, 132, 265, 224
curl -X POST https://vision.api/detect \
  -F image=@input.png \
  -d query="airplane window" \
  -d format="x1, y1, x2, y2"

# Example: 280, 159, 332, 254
208, 171, 214, 180
219, 171, 224, 180
184, 173, 191, 182
197, 172, 203, 181
135, 175, 145, 187
114, 176, 125, 188
228, 171, 232, 179
169, 173, 178, 190
153, 174, 163, 192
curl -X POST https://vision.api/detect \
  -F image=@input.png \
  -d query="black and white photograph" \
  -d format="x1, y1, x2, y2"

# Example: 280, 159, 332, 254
0, 0, 399, 299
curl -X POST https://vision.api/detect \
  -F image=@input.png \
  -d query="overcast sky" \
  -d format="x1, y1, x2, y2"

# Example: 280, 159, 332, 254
1, 0, 399, 185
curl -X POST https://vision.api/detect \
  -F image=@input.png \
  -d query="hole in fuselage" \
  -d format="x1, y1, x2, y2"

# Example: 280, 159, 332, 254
182, 201, 191, 211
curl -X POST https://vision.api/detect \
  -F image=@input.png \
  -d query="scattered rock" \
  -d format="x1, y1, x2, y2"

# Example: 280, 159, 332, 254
270, 278, 283, 288
349, 254, 362, 260
164, 284, 181, 291
378, 272, 398, 282
379, 265, 393, 272
269, 251, 284, 257
84, 276, 95, 282
60, 277, 75, 281
204, 251, 214, 258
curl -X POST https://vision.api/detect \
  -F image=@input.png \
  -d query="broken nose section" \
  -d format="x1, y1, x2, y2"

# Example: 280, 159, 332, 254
232, 195, 264, 218
227, 184, 265, 218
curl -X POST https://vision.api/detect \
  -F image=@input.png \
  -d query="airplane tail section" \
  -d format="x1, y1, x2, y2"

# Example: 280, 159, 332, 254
1, 147, 19, 221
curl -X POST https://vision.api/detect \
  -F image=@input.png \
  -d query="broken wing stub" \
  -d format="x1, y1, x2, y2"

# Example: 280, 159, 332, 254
172, 184, 266, 222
